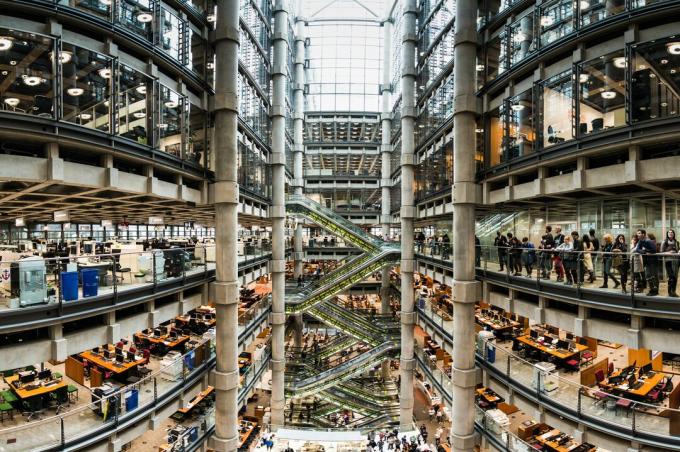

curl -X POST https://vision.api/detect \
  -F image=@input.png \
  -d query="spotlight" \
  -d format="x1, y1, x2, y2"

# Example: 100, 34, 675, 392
666, 42, 680, 55
79, 113, 92, 120
600, 90, 616, 99
136, 12, 153, 23
133, 111, 146, 118
0, 37, 12, 51
164, 101, 178, 108
4, 97, 20, 107
67, 87, 84, 96
22, 75, 43, 86
136, 85, 147, 95
510, 104, 525, 111
613, 57, 626, 68
98, 68, 112, 79
579, 73, 589, 83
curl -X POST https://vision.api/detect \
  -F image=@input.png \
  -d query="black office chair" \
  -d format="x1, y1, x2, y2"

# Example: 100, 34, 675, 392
21, 397, 44, 421
591, 118, 604, 131
47, 387, 69, 414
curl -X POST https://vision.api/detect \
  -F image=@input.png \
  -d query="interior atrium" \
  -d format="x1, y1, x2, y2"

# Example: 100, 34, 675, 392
1, 0, 680, 451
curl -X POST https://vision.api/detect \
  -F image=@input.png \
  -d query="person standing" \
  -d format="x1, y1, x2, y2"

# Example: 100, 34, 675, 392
613, 234, 629, 293
441, 233, 451, 260
589, 228, 600, 275
556, 235, 575, 285
634, 229, 658, 296
600, 234, 620, 289
553, 226, 566, 282
582, 234, 595, 283
539, 225, 555, 279
521, 237, 535, 277
661, 229, 679, 297
494, 231, 508, 271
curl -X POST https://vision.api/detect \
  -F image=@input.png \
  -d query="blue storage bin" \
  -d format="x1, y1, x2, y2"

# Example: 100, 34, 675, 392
486, 343, 496, 363
81, 268, 99, 297
60, 271, 78, 301
125, 389, 138, 412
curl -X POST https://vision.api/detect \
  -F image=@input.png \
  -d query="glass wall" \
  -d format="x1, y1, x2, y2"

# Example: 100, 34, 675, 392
117, 64, 153, 145
509, 12, 535, 65
539, 0, 574, 47
0, 30, 54, 117
415, 140, 453, 201
578, 52, 626, 135
540, 70, 574, 147
631, 38, 680, 123
238, 132, 270, 198
158, 85, 186, 157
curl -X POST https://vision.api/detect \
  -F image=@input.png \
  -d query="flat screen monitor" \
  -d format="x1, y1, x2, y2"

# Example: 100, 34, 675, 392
557, 340, 568, 349
628, 375, 636, 387
93, 346, 100, 353
37, 369, 51, 380
154, 328, 162, 337
640, 363, 652, 375
127, 351, 135, 361
530, 330, 538, 339
20, 373, 35, 384
103, 349, 111, 359
115, 353, 124, 363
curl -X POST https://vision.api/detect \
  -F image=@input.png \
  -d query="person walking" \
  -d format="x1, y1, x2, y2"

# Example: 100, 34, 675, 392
600, 233, 620, 289
441, 233, 451, 260
556, 235, 575, 285
494, 231, 508, 271
661, 229, 679, 297
589, 228, 601, 275
553, 226, 566, 281
612, 234, 629, 293
507, 233, 522, 275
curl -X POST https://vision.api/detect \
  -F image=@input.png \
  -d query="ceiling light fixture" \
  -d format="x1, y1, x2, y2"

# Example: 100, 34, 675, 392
0, 36, 12, 51
22, 75, 43, 86
580, 0, 589, 8
4, 97, 20, 107
136, 85, 147, 95
136, 12, 153, 23
67, 87, 84, 96
540, 16, 554, 27
600, 90, 616, 99
613, 57, 626, 68
98, 68, 112, 78
79, 113, 92, 120
666, 42, 680, 55
511, 104, 525, 111
661, 59, 669, 64
476, 64, 485, 71
50, 50, 72, 63
133, 111, 146, 118
101, 0, 112, 4
579, 73, 589, 83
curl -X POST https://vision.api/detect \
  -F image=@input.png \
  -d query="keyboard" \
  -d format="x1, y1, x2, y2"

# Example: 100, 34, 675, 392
632, 381, 644, 390
44, 380, 58, 387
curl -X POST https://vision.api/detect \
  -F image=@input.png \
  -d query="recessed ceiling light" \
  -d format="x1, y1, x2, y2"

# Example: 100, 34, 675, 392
613, 57, 626, 68
661, 102, 668, 107
661, 59, 669, 64
22, 75, 43, 86
136, 85, 147, 95
580, 0, 589, 8
600, 90, 616, 99
67, 87, 84, 96
133, 112, 146, 118
9, 60, 17, 66
511, 104, 525, 111
50, 50, 72, 63
98, 68, 112, 78
0, 37, 12, 51
79, 113, 92, 120
4, 97, 20, 107
165, 101, 178, 108
666, 42, 680, 55
579, 73, 589, 83
136, 12, 153, 23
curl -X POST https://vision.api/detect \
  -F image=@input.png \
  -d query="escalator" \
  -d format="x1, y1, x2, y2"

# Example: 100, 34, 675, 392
309, 301, 399, 347
285, 341, 397, 397
286, 248, 399, 314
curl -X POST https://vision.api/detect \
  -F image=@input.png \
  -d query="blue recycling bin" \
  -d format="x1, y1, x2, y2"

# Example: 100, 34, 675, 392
486, 343, 496, 363
81, 268, 99, 297
60, 271, 78, 301
125, 388, 138, 412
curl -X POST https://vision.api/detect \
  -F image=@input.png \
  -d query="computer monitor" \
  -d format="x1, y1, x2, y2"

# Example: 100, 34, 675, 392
544, 334, 552, 342
115, 353, 124, 363
640, 363, 652, 375
37, 369, 51, 380
154, 328, 162, 337
557, 340, 568, 349
93, 346, 100, 353
116, 346, 123, 355
20, 373, 35, 384
127, 351, 135, 361
628, 375, 636, 387
103, 349, 111, 359
530, 330, 538, 339
169, 330, 178, 338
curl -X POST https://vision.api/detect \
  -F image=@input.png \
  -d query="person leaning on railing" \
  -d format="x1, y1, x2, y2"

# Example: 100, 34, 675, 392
612, 234, 629, 293
633, 229, 658, 296
600, 234, 621, 290
661, 229, 679, 297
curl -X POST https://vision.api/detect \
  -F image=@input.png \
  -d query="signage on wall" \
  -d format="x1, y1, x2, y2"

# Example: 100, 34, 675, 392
101, 220, 113, 228
54, 210, 70, 222
15, 217, 25, 227
149, 216, 164, 225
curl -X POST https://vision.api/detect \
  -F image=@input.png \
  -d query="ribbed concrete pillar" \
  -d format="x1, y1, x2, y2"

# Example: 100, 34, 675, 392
399, 0, 417, 431
380, 18, 393, 381
291, 18, 307, 349
292, 19, 306, 280
270, 0, 289, 429
451, 0, 480, 449
212, 1, 240, 449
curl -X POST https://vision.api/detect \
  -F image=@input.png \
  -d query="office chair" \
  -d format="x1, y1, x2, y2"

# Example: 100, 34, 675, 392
591, 118, 604, 131
21, 397, 44, 421
47, 388, 70, 414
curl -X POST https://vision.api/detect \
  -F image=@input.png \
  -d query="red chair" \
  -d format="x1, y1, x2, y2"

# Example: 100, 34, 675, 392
141, 349, 151, 365
581, 350, 594, 366
595, 369, 605, 387
593, 390, 609, 406
615, 398, 633, 416
565, 359, 580, 372
608, 362, 614, 376
647, 389, 662, 403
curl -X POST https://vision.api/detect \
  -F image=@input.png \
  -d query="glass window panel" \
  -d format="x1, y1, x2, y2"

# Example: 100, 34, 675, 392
631, 38, 680, 123
159, 85, 186, 157
539, 0, 574, 47
541, 70, 574, 147
160, 8, 183, 61
59, 0, 112, 18
579, 0, 625, 27
117, 64, 152, 145
117, 0, 155, 41
0, 29, 54, 117
509, 14, 535, 66
188, 101, 208, 166
505, 89, 535, 161
578, 52, 627, 135
632, 195, 663, 240
62, 44, 112, 131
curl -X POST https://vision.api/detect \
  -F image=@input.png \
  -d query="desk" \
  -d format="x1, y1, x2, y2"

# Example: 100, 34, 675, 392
601, 370, 665, 400
534, 428, 596, 452
134, 332, 190, 350
80, 348, 146, 374
476, 387, 504, 405
175, 315, 216, 329
178, 386, 214, 414
4, 374, 67, 399
239, 419, 258, 447
475, 313, 519, 336
515, 335, 587, 361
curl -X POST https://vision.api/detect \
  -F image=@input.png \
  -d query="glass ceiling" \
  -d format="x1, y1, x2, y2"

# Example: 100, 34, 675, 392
295, 0, 388, 20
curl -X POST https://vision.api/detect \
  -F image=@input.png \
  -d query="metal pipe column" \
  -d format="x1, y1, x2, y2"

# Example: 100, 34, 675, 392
451, 0, 480, 449
270, 0, 289, 428
399, 0, 417, 431
292, 17, 306, 349
212, 0, 240, 449
380, 18, 393, 381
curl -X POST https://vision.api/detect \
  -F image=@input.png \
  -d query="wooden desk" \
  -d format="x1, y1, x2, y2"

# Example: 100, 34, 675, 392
534, 428, 595, 452
476, 387, 503, 404
80, 349, 146, 374
602, 370, 665, 399
475, 312, 519, 333
175, 315, 216, 328
515, 335, 587, 361
178, 386, 215, 414
135, 332, 190, 349
4, 374, 67, 399
239, 419, 258, 447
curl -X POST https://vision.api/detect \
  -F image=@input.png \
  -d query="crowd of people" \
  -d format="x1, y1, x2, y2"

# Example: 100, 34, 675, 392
365, 424, 447, 452
415, 232, 451, 260
492, 226, 679, 297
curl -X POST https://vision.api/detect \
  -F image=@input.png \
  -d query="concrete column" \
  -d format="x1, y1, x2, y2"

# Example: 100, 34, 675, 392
399, 0, 417, 431
380, 18, 394, 381
270, 0, 289, 428
293, 19, 306, 280
451, 0, 480, 450
211, 1, 240, 450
